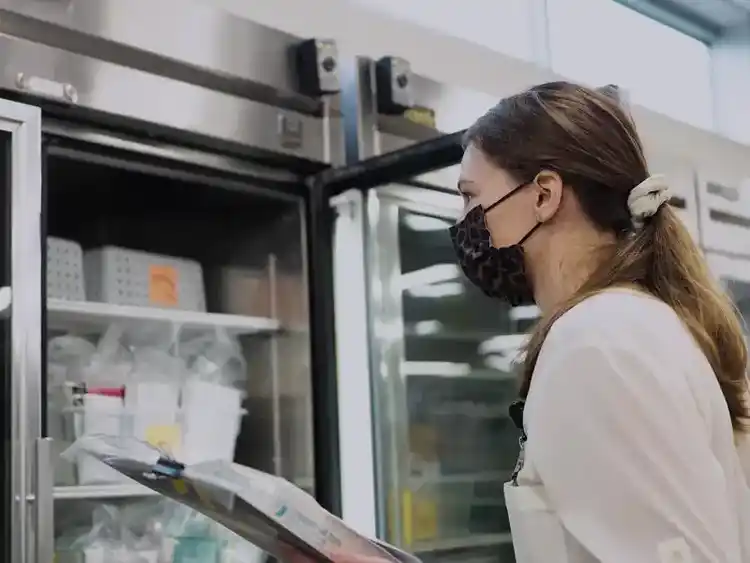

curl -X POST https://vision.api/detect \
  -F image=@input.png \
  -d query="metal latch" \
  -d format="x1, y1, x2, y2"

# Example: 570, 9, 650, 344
16, 74, 78, 104
277, 113, 303, 150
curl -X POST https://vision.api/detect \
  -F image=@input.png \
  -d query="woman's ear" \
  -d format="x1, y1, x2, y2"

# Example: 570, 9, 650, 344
533, 170, 564, 222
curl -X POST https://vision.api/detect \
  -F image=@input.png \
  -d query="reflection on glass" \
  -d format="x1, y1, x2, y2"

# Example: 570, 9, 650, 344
382, 207, 530, 562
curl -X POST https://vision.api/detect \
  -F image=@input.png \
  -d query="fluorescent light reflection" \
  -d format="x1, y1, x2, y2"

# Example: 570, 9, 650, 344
413, 320, 444, 335
403, 214, 453, 232
509, 305, 540, 321
478, 333, 529, 355
402, 361, 472, 377
407, 281, 463, 298
399, 264, 460, 291
484, 353, 522, 373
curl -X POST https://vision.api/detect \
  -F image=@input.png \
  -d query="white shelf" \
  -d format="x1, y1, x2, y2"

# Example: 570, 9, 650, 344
48, 299, 281, 336
54, 483, 157, 500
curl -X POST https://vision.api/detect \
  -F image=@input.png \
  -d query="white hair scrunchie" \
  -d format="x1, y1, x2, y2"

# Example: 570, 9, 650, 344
627, 174, 671, 228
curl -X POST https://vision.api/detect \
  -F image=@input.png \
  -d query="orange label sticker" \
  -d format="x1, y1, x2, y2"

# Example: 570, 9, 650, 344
149, 265, 179, 306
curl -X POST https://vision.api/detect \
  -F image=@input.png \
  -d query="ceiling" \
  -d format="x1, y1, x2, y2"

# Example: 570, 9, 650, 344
616, 0, 750, 43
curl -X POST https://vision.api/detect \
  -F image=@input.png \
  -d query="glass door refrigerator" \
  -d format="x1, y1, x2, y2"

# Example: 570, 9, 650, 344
330, 57, 526, 563
0, 3, 344, 562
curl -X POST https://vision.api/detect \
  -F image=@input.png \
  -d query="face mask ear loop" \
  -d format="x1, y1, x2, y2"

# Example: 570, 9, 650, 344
483, 180, 533, 215
517, 221, 543, 246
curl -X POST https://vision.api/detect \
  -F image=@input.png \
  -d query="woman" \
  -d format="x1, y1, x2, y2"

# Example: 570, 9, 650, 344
449, 81, 750, 562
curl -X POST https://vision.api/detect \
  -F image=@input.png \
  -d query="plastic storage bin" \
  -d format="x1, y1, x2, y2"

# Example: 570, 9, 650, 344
83, 246, 206, 311
47, 237, 86, 301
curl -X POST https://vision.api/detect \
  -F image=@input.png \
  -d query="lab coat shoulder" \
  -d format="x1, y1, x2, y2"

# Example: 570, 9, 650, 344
523, 290, 744, 562
738, 430, 750, 482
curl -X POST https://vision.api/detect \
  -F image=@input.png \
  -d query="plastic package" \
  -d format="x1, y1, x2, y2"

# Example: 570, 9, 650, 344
57, 325, 247, 484
73, 325, 134, 484
48, 336, 98, 485
179, 329, 245, 465
58, 505, 159, 563
127, 346, 184, 459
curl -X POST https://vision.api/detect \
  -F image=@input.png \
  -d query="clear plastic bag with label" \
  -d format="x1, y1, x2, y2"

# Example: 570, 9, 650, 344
179, 328, 245, 465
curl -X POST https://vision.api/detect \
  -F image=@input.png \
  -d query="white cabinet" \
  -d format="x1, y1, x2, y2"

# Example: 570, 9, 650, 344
706, 253, 750, 328
697, 167, 750, 257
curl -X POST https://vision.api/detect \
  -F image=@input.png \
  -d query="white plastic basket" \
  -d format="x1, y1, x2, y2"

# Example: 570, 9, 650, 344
47, 237, 86, 301
83, 246, 206, 311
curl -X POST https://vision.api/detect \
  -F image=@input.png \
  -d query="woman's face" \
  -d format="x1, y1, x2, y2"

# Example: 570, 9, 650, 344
457, 144, 542, 248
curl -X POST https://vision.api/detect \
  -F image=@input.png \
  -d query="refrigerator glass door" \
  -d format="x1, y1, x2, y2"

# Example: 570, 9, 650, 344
366, 188, 523, 562
44, 136, 316, 563
0, 99, 44, 563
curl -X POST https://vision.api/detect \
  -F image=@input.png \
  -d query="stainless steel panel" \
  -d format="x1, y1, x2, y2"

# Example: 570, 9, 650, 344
42, 120, 306, 186
0, 0, 324, 113
373, 65, 495, 143
0, 99, 44, 563
0, 35, 343, 163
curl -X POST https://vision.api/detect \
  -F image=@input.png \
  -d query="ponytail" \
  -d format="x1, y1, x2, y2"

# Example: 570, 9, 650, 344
521, 205, 750, 432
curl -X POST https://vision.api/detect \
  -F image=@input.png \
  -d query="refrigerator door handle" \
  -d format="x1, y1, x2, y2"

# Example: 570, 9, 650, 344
34, 437, 54, 563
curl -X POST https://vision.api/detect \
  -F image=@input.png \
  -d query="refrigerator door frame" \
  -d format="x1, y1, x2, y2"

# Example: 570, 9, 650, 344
329, 188, 378, 536
0, 98, 44, 563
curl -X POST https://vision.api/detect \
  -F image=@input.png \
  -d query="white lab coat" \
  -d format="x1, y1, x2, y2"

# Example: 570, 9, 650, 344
505, 289, 750, 563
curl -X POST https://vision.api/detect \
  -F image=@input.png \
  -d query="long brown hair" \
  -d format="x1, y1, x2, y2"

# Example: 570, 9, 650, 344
465, 81, 750, 432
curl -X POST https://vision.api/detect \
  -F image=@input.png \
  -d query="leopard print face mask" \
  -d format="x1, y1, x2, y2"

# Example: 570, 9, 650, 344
449, 185, 541, 306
